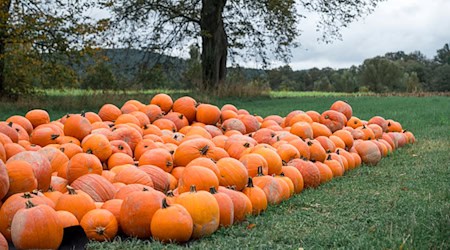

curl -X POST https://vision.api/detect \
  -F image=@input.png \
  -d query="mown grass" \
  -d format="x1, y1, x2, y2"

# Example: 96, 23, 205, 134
1, 92, 449, 249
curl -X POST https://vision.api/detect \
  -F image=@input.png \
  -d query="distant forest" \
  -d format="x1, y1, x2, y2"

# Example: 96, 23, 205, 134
4, 43, 450, 94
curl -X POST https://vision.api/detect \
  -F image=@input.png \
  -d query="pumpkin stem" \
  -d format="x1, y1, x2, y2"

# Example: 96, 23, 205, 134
143, 187, 149, 192
81, 111, 86, 117
307, 141, 313, 146
8, 121, 13, 127
189, 185, 197, 193
166, 161, 172, 167
247, 177, 254, 188
200, 145, 210, 155
280, 172, 285, 177
162, 198, 170, 209
60, 147, 65, 153
325, 115, 329, 119
243, 142, 250, 148
178, 114, 184, 119
21, 192, 34, 199
67, 186, 77, 195
25, 200, 36, 209
257, 166, 264, 176
96, 227, 106, 236
227, 185, 236, 190
326, 154, 332, 161
118, 145, 124, 150
282, 160, 287, 166
209, 186, 217, 194
86, 149, 93, 154
336, 149, 340, 155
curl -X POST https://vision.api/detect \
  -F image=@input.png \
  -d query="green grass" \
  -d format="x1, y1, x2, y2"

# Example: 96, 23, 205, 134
1, 92, 449, 249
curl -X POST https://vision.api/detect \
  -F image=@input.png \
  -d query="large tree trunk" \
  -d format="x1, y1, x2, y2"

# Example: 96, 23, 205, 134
200, 0, 227, 92
0, 0, 12, 98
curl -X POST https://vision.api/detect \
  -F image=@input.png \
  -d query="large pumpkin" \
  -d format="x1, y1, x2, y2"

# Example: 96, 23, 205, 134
11, 201, 63, 249
55, 186, 96, 222
151, 198, 193, 243
120, 188, 165, 238
0, 160, 10, 200
175, 185, 220, 239
80, 209, 118, 242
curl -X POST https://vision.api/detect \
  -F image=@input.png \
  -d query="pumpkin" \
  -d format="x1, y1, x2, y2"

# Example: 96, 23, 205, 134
56, 210, 79, 228
324, 155, 344, 177
242, 177, 268, 215
5, 160, 37, 197
64, 114, 92, 141
252, 167, 283, 205
6, 115, 33, 135
71, 174, 116, 202
81, 134, 112, 162
101, 199, 123, 228
185, 157, 221, 180
0, 160, 10, 200
0, 192, 55, 241
320, 110, 347, 133
354, 140, 382, 165
108, 127, 142, 151
175, 185, 220, 239
221, 118, 246, 134
38, 147, 69, 174
196, 104, 221, 125
151, 198, 193, 243
58, 143, 83, 159
150, 93, 173, 114
80, 209, 118, 242
25, 109, 50, 128
139, 165, 171, 193
7, 151, 52, 191
330, 100, 353, 120
307, 139, 327, 162
290, 121, 313, 139
55, 186, 96, 222
177, 163, 218, 192
288, 158, 321, 188
172, 96, 197, 123
138, 148, 174, 172
65, 153, 102, 184
173, 138, 216, 166
29, 125, 61, 147
120, 188, 165, 238
209, 187, 234, 227
252, 147, 282, 175
113, 166, 154, 187
113, 184, 153, 200
281, 165, 304, 194
217, 186, 252, 223
239, 153, 269, 178
11, 201, 63, 249
311, 122, 332, 138
98, 104, 122, 122
288, 138, 311, 160
216, 157, 248, 191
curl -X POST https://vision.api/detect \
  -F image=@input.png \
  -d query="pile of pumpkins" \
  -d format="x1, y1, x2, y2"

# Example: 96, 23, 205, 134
0, 94, 415, 249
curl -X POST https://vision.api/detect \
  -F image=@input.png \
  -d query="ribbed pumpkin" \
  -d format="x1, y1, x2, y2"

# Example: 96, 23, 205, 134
5, 160, 37, 197
0, 160, 9, 200
252, 167, 284, 205
177, 165, 219, 193
139, 165, 171, 193
242, 178, 268, 215
108, 126, 142, 151
330, 100, 353, 120
314, 161, 333, 184
288, 158, 321, 189
209, 187, 234, 227
6, 115, 33, 135
216, 157, 248, 191
113, 166, 154, 187
7, 151, 52, 191
151, 198, 193, 243
175, 185, 220, 239
120, 188, 165, 238
185, 157, 221, 180
71, 174, 116, 202
0, 192, 54, 241
80, 209, 118, 242
11, 201, 63, 250
113, 184, 153, 200
66, 153, 102, 184
55, 186, 96, 222
324, 155, 344, 177
288, 138, 311, 160
101, 199, 123, 228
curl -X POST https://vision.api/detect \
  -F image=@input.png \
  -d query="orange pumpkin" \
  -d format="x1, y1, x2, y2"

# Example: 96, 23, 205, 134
25, 109, 50, 128
150, 93, 173, 114
11, 201, 63, 249
71, 174, 116, 202
80, 209, 118, 242
177, 165, 219, 194
330, 100, 353, 120
175, 185, 220, 239
151, 198, 193, 243
82, 134, 112, 162
242, 177, 268, 215
216, 157, 249, 191
288, 158, 320, 188
209, 187, 234, 227
64, 114, 92, 141
55, 186, 96, 222
0, 160, 10, 200
172, 96, 197, 123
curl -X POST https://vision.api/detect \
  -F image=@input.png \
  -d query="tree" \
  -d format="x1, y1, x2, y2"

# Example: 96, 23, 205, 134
103, 0, 384, 92
434, 43, 450, 65
0, 0, 107, 98
359, 57, 404, 92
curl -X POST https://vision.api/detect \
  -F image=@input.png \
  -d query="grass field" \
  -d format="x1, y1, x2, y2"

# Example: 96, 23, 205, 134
1, 91, 449, 249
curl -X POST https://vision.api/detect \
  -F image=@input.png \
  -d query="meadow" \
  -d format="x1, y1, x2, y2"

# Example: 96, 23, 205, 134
1, 91, 448, 249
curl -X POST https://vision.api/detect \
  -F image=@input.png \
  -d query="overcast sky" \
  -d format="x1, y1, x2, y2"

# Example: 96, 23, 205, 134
276, 0, 450, 70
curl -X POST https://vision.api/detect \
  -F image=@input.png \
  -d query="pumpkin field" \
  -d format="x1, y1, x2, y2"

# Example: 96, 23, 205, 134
0, 92, 448, 249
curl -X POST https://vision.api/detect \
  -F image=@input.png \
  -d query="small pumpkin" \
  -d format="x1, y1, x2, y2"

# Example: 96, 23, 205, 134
80, 209, 118, 242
